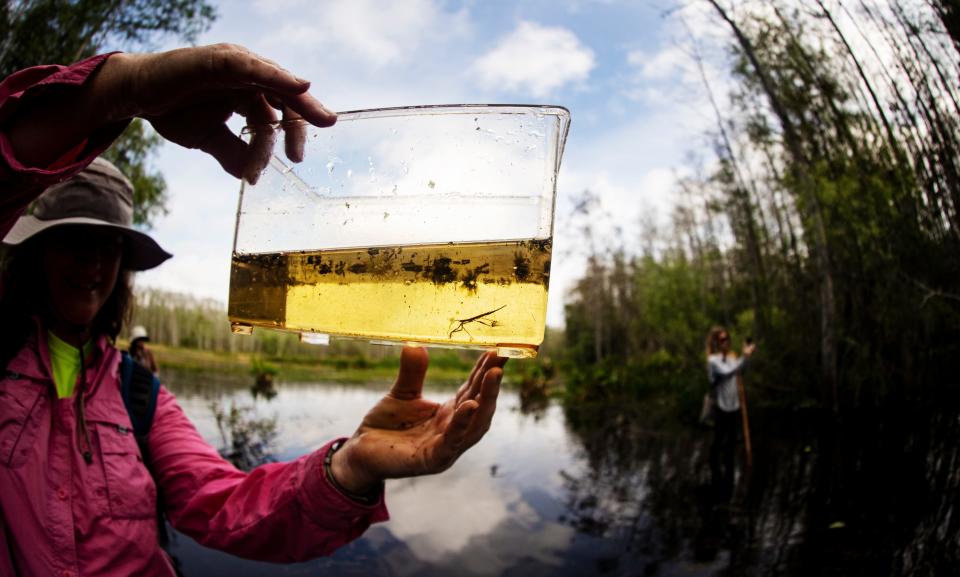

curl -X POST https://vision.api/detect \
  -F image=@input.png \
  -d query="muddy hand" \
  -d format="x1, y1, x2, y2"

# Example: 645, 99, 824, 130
330, 347, 507, 494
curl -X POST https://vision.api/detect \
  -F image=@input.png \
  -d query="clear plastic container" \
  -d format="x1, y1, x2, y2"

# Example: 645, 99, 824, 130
228, 104, 570, 358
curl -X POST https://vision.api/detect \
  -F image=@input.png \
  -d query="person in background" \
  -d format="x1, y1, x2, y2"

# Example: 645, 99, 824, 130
705, 326, 755, 497
0, 44, 506, 577
129, 325, 159, 375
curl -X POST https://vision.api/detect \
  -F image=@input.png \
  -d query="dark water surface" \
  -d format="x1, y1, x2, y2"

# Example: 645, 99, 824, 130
163, 374, 959, 577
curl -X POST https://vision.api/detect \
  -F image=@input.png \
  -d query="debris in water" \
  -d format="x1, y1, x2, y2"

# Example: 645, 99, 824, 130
449, 305, 506, 338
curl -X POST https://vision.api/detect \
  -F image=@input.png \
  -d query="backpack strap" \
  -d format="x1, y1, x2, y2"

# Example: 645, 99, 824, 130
119, 352, 170, 546
120, 352, 159, 439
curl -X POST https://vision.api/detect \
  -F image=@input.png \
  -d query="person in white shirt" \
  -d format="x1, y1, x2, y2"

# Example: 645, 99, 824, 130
705, 326, 756, 496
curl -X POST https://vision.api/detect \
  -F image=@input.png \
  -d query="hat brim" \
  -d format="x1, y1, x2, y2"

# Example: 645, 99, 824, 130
3, 216, 173, 271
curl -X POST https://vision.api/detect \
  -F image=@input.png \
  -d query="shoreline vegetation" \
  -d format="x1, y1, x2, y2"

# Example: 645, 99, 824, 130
136, 341, 483, 387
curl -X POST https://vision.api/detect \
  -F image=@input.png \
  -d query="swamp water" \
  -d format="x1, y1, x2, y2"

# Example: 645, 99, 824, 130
228, 240, 552, 357
163, 373, 959, 577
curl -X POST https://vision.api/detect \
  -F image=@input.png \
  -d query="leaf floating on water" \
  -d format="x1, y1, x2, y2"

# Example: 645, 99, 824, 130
828, 521, 846, 529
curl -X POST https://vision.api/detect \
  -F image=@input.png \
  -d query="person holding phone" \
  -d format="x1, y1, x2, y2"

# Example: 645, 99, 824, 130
705, 326, 756, 496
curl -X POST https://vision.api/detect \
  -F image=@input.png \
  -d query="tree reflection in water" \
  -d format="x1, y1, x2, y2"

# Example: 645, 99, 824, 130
518, 383, 550, 420
558, 391, 959, 576
516, 358, 554, 421
250, 373, 278, 401
210, 375, 279, 471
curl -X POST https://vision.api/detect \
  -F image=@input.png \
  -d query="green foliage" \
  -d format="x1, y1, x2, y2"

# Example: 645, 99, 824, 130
562, 0, 960, 416
0, 0, 216, 76
421, 350, 474, 372
249, 357, 278, 377
514, 356, 555, 389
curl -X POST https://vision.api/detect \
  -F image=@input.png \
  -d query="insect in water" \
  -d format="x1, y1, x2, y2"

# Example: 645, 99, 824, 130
448, 305, 507, 339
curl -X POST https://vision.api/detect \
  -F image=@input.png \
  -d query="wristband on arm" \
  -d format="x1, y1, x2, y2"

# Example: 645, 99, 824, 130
323, 439, 383, 505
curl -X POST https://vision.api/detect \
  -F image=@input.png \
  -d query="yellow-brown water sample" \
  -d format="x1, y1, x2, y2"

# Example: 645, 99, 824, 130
228, 240, 551, 356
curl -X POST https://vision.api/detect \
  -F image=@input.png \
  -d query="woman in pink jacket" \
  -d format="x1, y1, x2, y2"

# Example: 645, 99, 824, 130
0, 45, 506, 577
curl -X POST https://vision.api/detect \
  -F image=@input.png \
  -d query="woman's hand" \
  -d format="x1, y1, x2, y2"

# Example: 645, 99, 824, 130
96, 44, 335, 182
330, 347, 506, 494
8, 44, 335, 183
743, 343, 757, 357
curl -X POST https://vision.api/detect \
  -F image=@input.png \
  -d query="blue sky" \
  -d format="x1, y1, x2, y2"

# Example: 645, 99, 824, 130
136, 0, 728, 326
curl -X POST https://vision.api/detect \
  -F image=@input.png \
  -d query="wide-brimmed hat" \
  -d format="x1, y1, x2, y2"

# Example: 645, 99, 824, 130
2, 158, 172, 271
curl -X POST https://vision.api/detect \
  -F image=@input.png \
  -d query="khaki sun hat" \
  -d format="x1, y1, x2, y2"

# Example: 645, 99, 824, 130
2, 157, 172, 271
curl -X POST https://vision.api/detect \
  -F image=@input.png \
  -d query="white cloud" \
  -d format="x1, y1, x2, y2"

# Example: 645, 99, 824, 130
675, 0, 727, 44
627, 45, 689, 80
471, 21, 595, 98
613, 1, 735, 114
386, 474, 511, 561
258, 0, 471, 69
251, 0, 308, 14
622, 44, 707, 108
556, 167, 679, 251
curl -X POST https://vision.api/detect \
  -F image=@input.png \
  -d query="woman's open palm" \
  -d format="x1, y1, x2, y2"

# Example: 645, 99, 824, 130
331, 347, 506, 493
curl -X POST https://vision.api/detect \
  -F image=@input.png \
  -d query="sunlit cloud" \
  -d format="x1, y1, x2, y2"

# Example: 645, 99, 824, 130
471, 21, 595, 98
258, 0, 472, 68
385, 474, 511, 561
613, 2, 731, 112
627, 45, 690, 80
251, 0, 308, 14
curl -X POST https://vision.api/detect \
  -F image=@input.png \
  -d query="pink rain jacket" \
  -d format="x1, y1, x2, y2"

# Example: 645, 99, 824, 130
0, 54, 389, 577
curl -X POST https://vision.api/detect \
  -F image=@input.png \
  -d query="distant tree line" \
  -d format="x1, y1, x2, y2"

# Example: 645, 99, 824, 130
130, 287, 294, 354
128, 287, 352, 358
563, 0, 960, 415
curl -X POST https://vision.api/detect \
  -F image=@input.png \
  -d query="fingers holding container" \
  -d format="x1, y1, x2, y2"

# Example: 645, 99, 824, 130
105, 44, 335, 183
